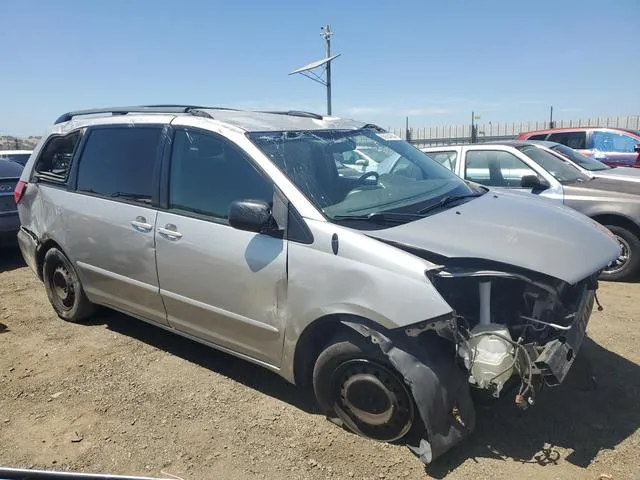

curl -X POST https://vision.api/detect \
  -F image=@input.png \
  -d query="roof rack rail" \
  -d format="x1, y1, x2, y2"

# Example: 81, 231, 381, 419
53, 105, 229, 125
260, 110, 324, 120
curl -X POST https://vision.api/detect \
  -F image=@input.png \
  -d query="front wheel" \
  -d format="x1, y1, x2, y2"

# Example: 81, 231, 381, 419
312, 331, 420, 443
600, 225, 640, 282
42, 247, 96, 322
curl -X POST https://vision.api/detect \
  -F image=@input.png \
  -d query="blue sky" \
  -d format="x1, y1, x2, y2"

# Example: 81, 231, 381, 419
1, 0, 638, 135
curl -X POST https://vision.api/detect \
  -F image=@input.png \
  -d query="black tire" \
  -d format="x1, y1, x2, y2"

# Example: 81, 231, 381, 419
312, 330, 421, 443
42, 247, 96, 322
599, 225, 640, 282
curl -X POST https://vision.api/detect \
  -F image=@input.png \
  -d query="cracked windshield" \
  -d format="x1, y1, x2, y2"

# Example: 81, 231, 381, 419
249, 129, 478, 221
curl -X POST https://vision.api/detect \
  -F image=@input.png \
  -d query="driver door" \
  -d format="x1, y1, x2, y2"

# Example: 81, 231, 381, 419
155, 127, 287, 367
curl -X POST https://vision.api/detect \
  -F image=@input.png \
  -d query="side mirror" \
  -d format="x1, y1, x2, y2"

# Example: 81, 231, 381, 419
355, 159, 368, 166
634, 144, 640, 154
228, 200, 278, 233
521, 174, 550, 190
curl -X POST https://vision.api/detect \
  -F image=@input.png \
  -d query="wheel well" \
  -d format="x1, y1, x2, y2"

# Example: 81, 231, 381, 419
293, 314, 379, 388
35, 239, 63, 280
591, 214, 640, 238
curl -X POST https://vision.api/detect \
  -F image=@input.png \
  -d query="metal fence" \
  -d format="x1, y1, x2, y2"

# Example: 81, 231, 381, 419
388, 115, 640, 147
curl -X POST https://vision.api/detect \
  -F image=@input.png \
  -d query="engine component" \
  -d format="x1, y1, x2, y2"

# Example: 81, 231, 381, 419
458, 324, 516, 397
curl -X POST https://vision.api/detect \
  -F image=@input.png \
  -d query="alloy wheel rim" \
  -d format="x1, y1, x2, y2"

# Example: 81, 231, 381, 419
603, 235, 630, 276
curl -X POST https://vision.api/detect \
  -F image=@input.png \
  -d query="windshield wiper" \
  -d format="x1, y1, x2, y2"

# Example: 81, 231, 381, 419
332, 211, 425, 224
417, 192, 485, 215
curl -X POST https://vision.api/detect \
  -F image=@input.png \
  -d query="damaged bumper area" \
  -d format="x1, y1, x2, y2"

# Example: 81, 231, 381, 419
344, 265, 599, 465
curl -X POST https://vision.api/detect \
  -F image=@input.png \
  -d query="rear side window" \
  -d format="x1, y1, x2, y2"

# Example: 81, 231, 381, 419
35, 131, 81, 182
464, 149, 537, 187
547, 131, 586, 149
425, 150, 457, 171
527, 134, 548, 141
77, 126, 162, 205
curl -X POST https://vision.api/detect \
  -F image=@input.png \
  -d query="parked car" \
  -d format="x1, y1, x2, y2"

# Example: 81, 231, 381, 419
527, 140, 640, 183
16, 106, 619, 465
422, 141, 640, 281
515, 127, 640, 168
0, 149, 33, 166
0, 159, 23, 246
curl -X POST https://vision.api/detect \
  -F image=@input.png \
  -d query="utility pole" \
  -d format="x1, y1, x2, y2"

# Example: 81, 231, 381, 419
321, 25, 333, 116
289, 26, 340, 117
549, 105, 554, 129
471, 111, 476, 143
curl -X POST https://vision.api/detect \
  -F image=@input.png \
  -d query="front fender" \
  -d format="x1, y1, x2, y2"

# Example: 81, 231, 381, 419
281, 219, 452, 383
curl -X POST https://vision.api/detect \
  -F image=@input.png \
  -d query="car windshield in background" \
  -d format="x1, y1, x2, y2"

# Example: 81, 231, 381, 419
549, 144, 610, 171
0, 153, 30, 166
248, 128, 477, 221
517, 145, 591, 184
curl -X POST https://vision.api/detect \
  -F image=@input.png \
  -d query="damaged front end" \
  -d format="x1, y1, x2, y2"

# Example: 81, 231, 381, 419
344, 261, 600, 465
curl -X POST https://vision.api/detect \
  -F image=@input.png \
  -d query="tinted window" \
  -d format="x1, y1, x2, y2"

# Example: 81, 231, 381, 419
464, 150, 536, 187
592, 131, 639, 153
35, 132, 81, 182
528, 134, 548, 141
547, 131, 586, 149
77, 127, 162, 204
169, 129, 273, 219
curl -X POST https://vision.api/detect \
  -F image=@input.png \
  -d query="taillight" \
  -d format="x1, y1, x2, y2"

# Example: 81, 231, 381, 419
14, 180, 27, 203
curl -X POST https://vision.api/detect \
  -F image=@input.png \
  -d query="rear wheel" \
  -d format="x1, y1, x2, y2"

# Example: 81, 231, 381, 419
600, 225, 640, 282
42, 247, 96, 322
312, 330, 420, 443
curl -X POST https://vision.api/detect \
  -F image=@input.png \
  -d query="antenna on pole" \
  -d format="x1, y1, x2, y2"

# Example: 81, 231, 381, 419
289, 24, 340, 116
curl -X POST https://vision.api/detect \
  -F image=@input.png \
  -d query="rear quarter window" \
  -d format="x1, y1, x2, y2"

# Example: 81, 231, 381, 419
527, 134, 548, 141
34, 131, 82, 183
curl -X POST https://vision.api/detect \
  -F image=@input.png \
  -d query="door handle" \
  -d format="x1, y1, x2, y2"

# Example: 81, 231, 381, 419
130, 217, 153, 232
158, 224, 183, 239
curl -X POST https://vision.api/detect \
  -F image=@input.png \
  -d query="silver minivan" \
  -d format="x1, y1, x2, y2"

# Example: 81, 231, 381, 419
15, 106, 619, 465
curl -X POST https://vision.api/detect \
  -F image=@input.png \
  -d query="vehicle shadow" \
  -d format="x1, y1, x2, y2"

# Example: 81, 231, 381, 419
86, 311, 639, 475
0, 246, 26, 273
89, 309, 320, 415
425, 337, 640, 477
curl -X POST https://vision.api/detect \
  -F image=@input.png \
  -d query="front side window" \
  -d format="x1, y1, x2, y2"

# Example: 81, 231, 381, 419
591, 131, 639, 153
517, 145, 589, 183
169, 129, 273, 220
77, 126, 162, 204
464, 150, 537, 187
35, 131, 81, 182
547, 131, 587, 150
248, 129, 476, 221
549, 144, 610, 171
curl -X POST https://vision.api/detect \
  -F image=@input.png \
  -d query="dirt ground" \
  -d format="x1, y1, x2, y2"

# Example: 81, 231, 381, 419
0, 248, 639, 480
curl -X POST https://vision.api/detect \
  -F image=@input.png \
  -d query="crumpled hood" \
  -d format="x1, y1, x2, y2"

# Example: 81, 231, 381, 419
370, 190, 621, 284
